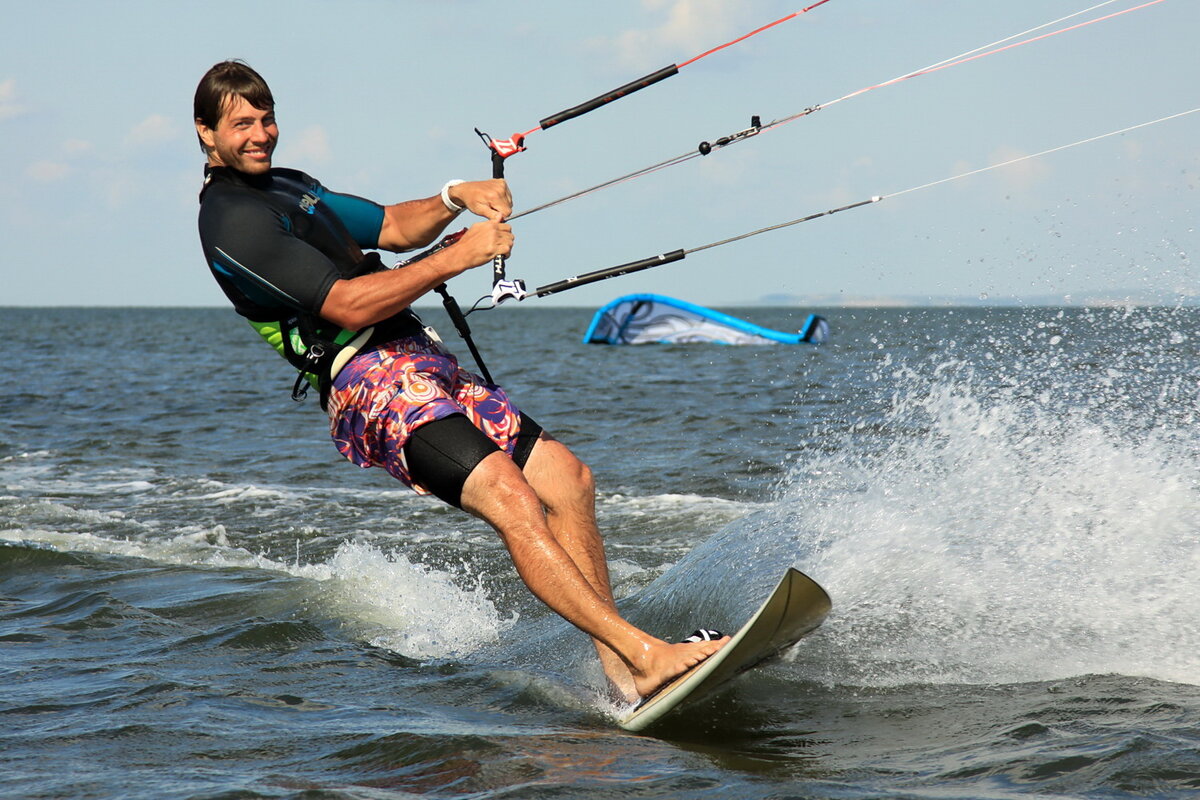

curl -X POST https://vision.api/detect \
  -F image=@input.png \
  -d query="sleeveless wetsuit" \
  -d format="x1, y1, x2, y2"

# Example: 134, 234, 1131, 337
197, 166, 540, 505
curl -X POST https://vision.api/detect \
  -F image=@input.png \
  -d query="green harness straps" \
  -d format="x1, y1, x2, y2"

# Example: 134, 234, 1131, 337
249, 318, 375, 406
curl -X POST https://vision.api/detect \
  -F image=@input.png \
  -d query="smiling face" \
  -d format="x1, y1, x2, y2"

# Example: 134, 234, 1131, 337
196, 94, 278, 174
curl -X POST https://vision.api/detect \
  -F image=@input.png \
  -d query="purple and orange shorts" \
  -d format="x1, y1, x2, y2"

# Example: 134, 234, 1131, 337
326, 334, 527, 494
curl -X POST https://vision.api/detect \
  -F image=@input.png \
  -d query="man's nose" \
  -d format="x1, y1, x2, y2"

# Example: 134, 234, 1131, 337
250, 121, 272, 141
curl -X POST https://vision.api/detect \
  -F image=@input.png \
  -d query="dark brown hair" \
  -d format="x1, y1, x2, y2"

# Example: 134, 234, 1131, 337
193, 60, 274, 151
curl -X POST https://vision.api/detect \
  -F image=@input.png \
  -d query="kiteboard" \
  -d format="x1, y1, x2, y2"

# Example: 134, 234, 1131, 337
618, 567, 832, 732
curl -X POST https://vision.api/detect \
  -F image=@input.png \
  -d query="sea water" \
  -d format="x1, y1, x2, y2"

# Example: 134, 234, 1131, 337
2, 305, 1198, 799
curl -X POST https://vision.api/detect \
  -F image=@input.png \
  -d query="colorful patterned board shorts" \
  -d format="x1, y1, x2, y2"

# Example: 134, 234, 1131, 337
327, 334, 526, 494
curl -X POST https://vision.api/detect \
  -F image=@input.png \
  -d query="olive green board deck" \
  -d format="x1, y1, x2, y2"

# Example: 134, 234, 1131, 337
618, 567, 832, 733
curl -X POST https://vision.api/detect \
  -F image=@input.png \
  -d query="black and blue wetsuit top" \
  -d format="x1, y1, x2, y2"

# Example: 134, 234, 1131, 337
197, 165, 422, 341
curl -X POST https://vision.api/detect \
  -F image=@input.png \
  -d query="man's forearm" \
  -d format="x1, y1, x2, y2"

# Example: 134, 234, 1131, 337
376, 195, 461, 252
321, 218, 513, 330
318, 249, 460, 329
377, 179, 512, 252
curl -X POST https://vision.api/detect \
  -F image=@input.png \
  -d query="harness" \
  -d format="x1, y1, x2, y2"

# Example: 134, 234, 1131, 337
249, 315, 375, 406
253, 250, 432, 408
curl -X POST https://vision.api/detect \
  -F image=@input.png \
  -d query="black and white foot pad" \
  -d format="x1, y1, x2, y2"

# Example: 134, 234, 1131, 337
682, 628, 724, 642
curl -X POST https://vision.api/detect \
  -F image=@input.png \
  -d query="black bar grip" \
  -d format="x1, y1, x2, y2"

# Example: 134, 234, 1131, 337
491, 142, 507, 283
534, 249, 686, 297
539, 65, 680, 130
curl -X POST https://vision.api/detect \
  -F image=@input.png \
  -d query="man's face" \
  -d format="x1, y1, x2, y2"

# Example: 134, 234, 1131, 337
196, 94, 278, 174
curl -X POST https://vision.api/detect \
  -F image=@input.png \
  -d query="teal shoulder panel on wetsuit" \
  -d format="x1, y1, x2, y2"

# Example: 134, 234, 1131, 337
317, 187, 385, 249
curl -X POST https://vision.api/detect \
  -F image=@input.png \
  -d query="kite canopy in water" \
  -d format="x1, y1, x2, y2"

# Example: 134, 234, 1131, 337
583, 294, 829, 345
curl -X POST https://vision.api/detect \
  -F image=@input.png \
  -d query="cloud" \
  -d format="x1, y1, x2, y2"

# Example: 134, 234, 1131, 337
987, 145, 1052, 191
608, 1, 752, 72
284, 125, 331, 164
25, 160, 71, 182
0, 78, 27, 121
941, 149, 1051, 196
125, 113, 179, 148
63, 138, 93, 156
15, 134, 94, 184
21, 140, 92, 183
100, 170, 140, 211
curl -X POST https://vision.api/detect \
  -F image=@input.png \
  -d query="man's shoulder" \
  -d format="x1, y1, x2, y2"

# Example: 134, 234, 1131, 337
200, 166, 311, 213
271, 167, 318, 185
198, 172, 281, 246
201, 166, 322, 196
198, 178, 268, 225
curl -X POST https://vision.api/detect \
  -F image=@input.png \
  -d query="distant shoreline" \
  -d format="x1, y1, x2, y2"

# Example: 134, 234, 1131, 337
5, 296, 1198, 311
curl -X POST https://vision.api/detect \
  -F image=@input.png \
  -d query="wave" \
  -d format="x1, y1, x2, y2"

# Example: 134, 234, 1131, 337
766, 320, 1198, 688
1, 479, 752, 667
611, 308, 1200, 690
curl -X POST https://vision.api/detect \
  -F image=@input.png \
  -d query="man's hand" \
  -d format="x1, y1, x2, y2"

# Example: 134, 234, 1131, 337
455, 219, 513, 268
448, 178, 512, 222
376, 179, 513, 258
320, 218, 513, 330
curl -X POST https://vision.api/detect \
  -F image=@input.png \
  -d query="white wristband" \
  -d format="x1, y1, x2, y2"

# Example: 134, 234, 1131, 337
440, 179, 466, 213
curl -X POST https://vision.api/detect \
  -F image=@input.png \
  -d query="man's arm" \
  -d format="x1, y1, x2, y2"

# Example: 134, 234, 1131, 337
319, 179, 514, 330
377, 178, 511, 251
320, 217, 513, 331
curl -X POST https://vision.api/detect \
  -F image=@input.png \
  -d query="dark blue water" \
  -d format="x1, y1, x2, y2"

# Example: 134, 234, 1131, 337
3, 305, 1199, 799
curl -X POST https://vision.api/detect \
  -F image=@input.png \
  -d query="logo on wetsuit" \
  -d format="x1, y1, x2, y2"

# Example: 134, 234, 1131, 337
298, 191, 320, 215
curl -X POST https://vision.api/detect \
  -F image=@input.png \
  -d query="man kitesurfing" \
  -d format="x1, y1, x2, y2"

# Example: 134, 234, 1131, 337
192, 60, 727, 702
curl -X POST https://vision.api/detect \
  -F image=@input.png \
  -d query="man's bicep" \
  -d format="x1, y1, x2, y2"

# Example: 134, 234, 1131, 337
320, 189, 385, 249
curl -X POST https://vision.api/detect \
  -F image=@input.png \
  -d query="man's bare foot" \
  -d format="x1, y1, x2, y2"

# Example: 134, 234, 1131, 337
629, 637, 729, 699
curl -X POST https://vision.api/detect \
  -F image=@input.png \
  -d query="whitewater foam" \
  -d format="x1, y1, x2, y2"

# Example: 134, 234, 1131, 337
779, 352, 1200, 688
0, 525, 514, 661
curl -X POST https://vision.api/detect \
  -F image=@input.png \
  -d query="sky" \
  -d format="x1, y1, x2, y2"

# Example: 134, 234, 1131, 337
1, 0, 1196, 308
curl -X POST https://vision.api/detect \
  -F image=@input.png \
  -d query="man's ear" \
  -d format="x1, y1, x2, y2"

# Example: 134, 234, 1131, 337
195, 119, 215, 152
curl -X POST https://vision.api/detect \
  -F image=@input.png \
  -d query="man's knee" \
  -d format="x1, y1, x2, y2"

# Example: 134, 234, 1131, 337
526, 438, 595, 505
563, 450, 595, 495
461, 450, 545, 522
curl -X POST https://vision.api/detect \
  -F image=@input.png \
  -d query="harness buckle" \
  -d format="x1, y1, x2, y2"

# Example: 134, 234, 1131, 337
291, 373, 310, 402
290, 342, 327, 402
